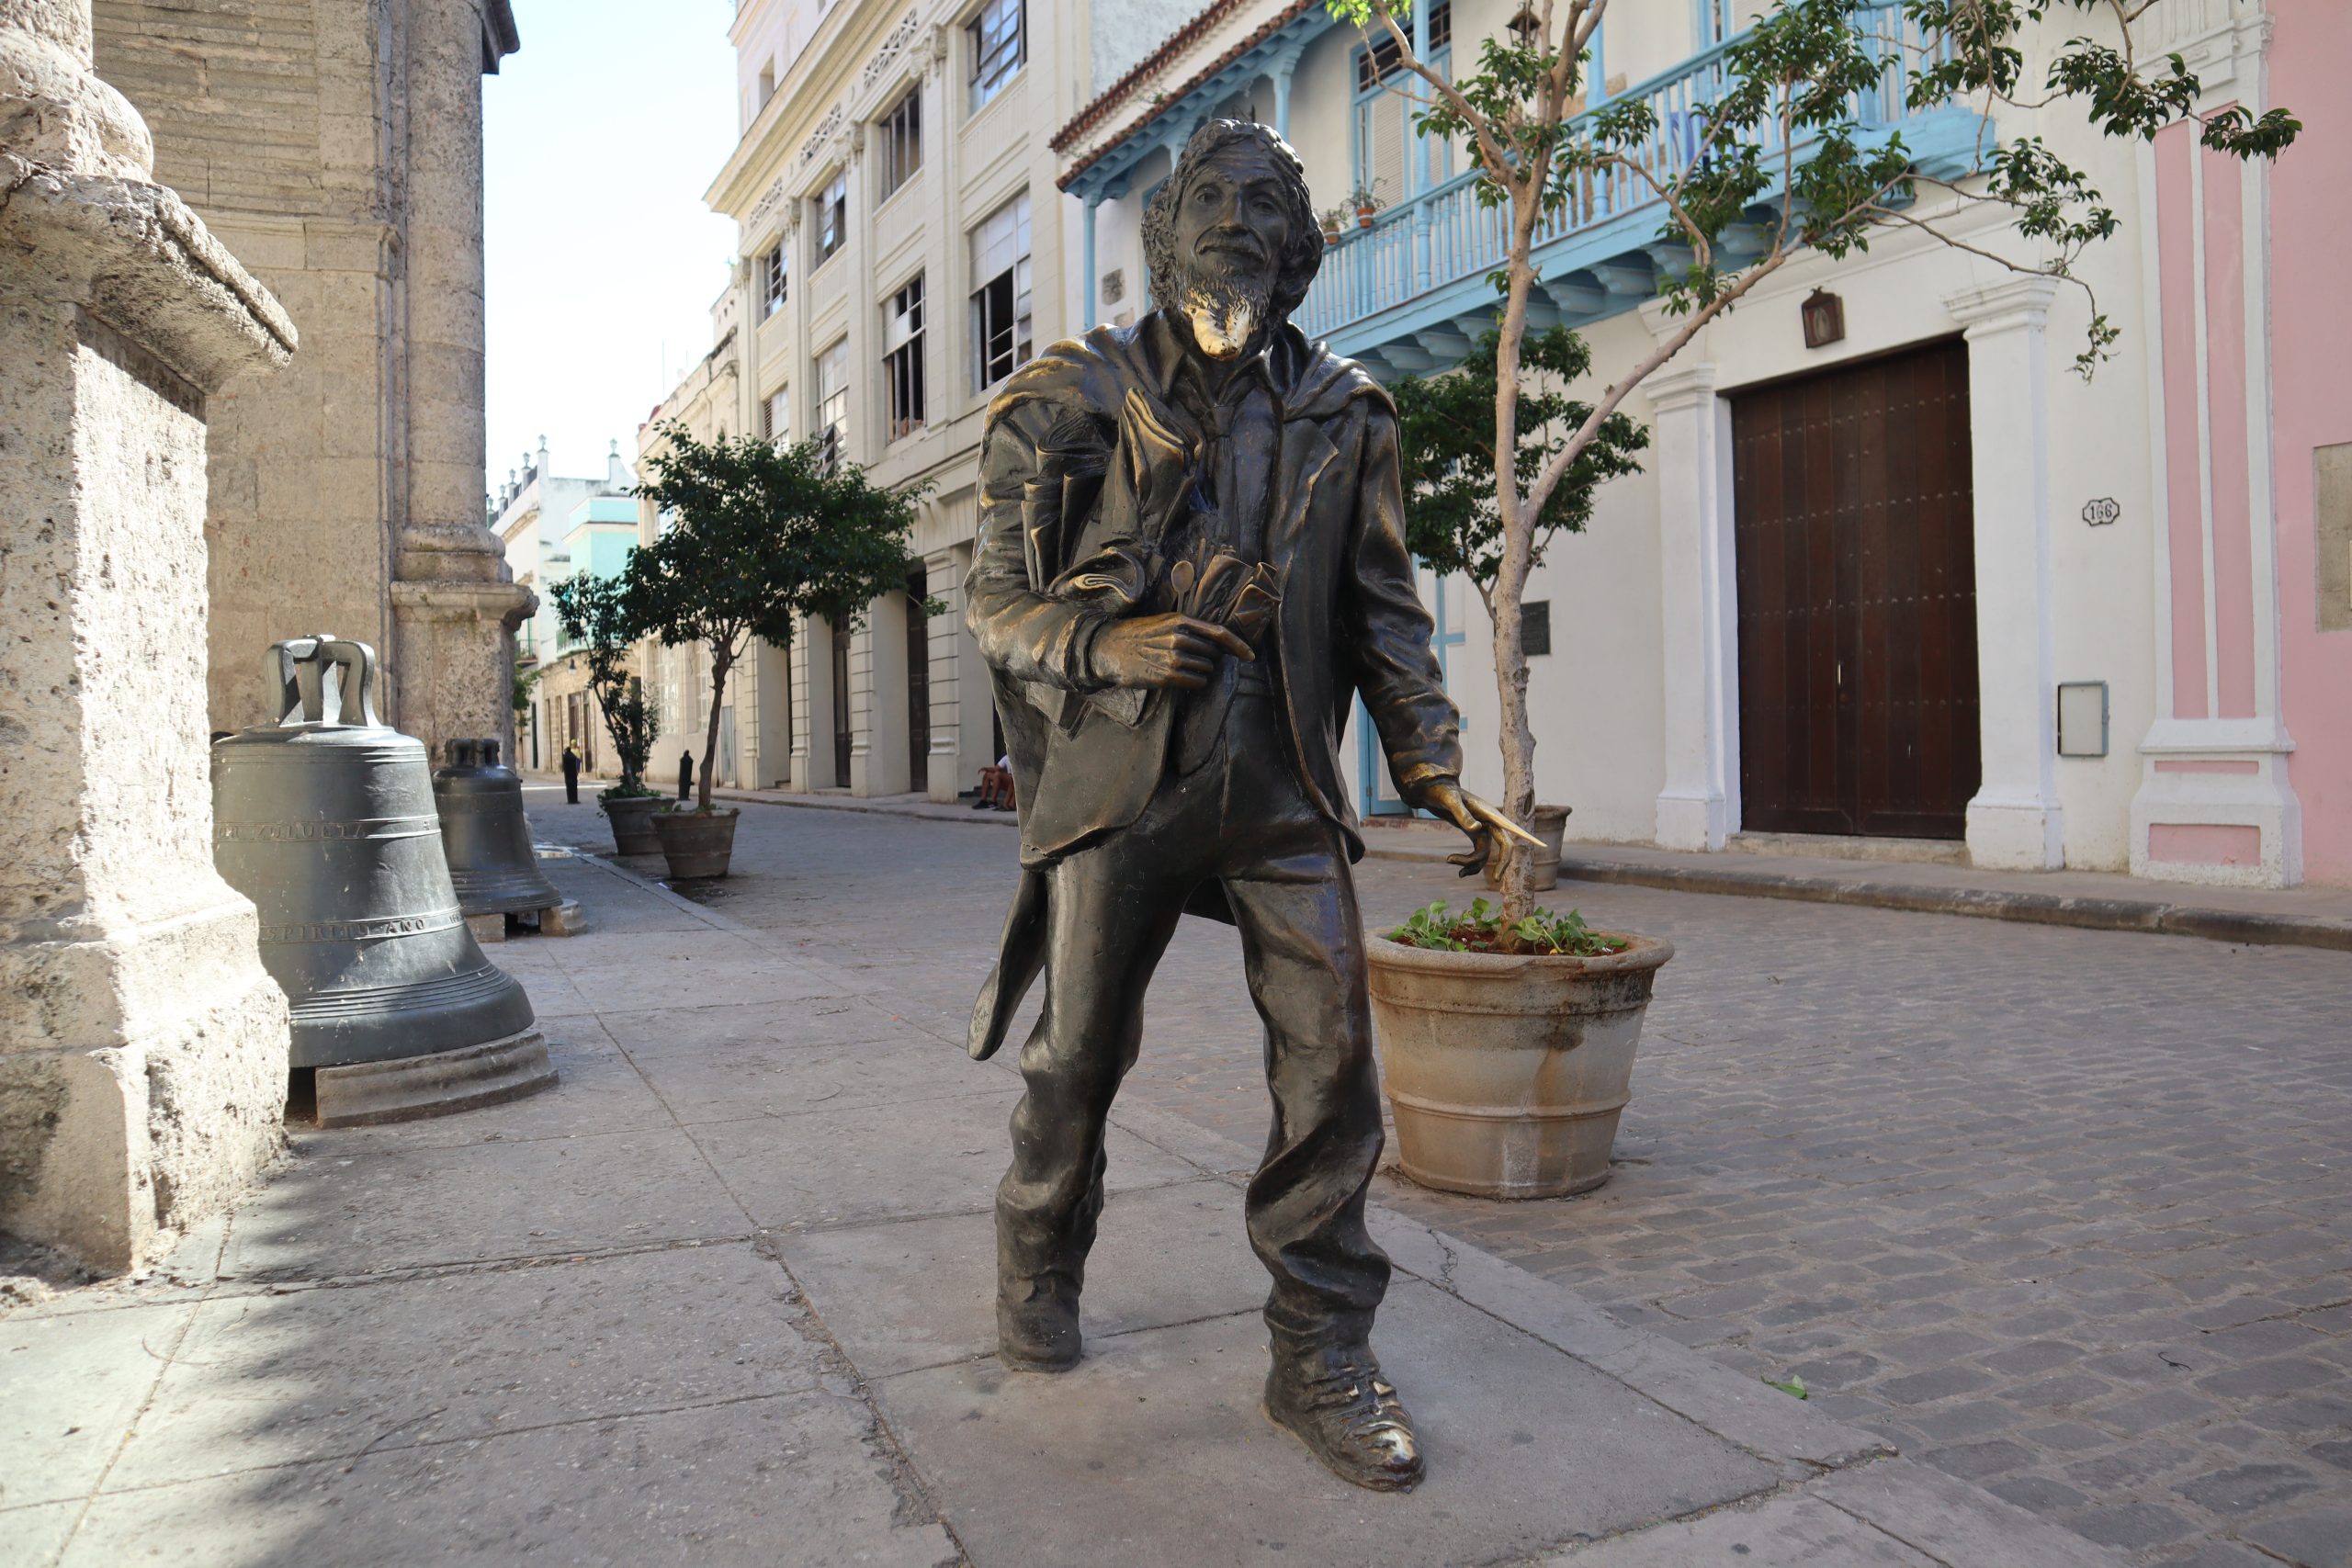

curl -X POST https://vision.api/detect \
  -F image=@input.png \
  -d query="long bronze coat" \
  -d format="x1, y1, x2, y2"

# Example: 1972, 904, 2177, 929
963, 314, 1464, 1056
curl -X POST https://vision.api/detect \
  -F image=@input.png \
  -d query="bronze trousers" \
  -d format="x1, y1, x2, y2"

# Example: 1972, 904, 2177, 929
995, 688, 1391, 1349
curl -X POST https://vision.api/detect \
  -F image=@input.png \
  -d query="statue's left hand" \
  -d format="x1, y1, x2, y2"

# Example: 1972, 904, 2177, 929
1415, 779, 1544, 880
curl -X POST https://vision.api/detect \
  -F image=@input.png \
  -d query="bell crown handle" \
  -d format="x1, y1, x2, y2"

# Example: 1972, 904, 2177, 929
266, 636, 380, 728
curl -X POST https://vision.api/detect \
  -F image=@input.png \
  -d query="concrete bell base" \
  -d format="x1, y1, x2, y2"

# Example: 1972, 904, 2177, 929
313, 1029, 557, 1128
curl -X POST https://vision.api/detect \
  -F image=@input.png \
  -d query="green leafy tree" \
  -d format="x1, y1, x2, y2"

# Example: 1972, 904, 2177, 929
1392, 320, 1648, 617
1322, 0, 2299, 919
549, 573, 659, 795
626, 422, 931, 813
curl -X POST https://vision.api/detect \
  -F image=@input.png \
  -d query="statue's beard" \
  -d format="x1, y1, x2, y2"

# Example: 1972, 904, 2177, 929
1177, 265, 1275, 360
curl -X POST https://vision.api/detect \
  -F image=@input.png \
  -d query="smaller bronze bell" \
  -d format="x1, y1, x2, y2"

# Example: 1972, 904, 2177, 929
435, 739, 564, 918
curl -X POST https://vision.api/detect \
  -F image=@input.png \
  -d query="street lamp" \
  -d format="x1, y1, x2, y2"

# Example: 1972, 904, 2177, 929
1508, 3, 1542, 48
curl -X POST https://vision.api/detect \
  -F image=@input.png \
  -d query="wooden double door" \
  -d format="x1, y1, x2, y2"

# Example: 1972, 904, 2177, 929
1731, 339, 1982, 840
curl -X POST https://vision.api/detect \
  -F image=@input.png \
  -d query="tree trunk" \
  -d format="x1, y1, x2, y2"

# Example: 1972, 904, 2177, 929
699, 649, 729, 812
1488, 175, 1548, 925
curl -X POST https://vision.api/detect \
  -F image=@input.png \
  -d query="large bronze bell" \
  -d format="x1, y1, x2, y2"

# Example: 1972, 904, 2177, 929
435, 739, 562, 917
211, 637, 539, 1077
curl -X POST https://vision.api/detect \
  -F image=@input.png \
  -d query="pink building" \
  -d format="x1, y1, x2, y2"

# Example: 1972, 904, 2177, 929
2131, 0, 2349, 886
2267, 0, 2352, 885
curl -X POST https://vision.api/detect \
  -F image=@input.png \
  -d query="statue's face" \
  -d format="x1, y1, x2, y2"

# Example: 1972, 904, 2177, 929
1168, 140, 1294, 359
1170, 141, 1294, 302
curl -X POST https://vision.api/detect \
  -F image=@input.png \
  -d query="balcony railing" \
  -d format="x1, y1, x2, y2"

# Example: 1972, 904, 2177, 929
1297, 2, 1962, 344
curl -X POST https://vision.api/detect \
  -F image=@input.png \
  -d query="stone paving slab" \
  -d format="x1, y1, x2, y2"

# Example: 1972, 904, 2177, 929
865, 1281, 1787, 1568
106, 1241, 831, 1491
218, 1125, 747, 1282
2, 1302, 195, 1507
691, 1086, 1198, 1234
59, 1392, 961, 1568
1540, 1492, 1937, 1566
781, 1179, 1282, 1379
0, 1506, 74, 1568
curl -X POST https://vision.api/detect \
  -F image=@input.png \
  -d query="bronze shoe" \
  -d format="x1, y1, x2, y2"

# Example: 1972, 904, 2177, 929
1262, 1348, 1425, 1492
998, 1278, 1081, 1372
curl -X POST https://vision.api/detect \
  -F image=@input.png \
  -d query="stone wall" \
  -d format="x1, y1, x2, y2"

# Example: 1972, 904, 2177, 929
2, 0, 298, 1270
91, 0, 529, 756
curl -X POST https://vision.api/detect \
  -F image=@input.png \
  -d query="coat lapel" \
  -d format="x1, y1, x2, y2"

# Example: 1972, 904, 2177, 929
1266, 412, 1342, 568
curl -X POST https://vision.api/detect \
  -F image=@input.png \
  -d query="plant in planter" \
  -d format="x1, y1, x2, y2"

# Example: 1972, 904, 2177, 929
1347, 181, 1384, 227
1317, 203, 1351, 245
1373, 898, 1670, 1197
625, 420, 929, 878
1328, 0, 2297, 1197
550, 572, 663, 855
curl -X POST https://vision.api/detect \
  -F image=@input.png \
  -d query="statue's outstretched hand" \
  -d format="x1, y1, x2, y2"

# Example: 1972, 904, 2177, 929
1090, 614, 1254, 690
1415, 779, 1545, 880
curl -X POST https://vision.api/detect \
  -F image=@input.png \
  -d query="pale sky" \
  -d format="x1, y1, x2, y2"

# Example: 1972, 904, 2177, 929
483, 0, 741, 501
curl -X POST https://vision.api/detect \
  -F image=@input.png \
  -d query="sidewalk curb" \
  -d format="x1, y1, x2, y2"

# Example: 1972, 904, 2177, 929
1359, 840, 2352, 953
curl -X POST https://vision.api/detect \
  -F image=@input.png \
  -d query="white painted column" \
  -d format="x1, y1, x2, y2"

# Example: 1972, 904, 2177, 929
1650, 364, 1740, 851
1947, 277, 2065, 869
925, 545, 966, 802
853, 595, 911, 795
789, 613, 825, 793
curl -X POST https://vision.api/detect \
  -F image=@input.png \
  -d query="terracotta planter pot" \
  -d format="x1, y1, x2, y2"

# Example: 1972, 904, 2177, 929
1355, 207, 1377, 229
653, 806, 738, 878
1367, 931, 1673, 1199
603, 795, 663, 856
1323, 228, 1343, 246
1484, 804, 1572, 893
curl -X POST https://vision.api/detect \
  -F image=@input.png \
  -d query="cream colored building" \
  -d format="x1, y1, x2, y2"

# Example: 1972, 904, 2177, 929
670, 0, 1192, 801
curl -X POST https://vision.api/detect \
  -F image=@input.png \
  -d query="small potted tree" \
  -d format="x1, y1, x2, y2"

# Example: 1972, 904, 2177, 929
1349, 181, 1384, 228
1317, 204, 1350, 246
551, 573, 662, 854
626, 422, 928, 878
1389, 320, 1646, 893
1326, 0, 2299, 1199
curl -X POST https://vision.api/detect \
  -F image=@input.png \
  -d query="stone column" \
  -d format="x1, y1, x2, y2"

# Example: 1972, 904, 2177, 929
388, 0, 532, 768
1650, 363, 1740, 852
0, 0, 297, 1270
1946, 277, 2066, 870
924, 544, 966, 803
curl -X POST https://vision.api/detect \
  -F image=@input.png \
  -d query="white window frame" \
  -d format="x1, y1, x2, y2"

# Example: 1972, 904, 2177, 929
883, 275, 926, 442
967, 193, 1032, 391
815, 337, 850, 457
761, 243, 787, 319
814, 172, 848, 266
878, 87, 922, 199
967, 0, 1024, 112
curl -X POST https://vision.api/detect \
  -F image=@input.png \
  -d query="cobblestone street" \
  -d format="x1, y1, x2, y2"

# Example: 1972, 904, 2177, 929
530, 790, 2352, 1568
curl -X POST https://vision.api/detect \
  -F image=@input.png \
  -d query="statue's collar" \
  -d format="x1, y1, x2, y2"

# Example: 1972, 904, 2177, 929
1136, 310, 1313, 417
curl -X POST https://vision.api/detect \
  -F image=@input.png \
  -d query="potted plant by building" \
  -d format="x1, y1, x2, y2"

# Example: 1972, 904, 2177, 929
550, 573, 662, 855
1317, 204, 1349, 245
625, 421, 928, 878
1349, 181, 1384, 228
1325, 0, 2298, 1197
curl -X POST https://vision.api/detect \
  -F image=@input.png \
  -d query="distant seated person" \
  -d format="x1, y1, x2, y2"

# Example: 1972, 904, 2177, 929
974, 755, 1016, 812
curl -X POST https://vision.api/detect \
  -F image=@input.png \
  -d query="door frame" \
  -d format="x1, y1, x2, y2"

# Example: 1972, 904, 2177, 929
1652, 282, 2065, 868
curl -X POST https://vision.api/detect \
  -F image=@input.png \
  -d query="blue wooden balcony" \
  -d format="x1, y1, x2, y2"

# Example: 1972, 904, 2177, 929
1298, 3, 1986, 376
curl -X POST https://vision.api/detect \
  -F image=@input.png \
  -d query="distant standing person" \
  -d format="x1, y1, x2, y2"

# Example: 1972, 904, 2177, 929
679, 750, 694, 802
560, 742, 582, 805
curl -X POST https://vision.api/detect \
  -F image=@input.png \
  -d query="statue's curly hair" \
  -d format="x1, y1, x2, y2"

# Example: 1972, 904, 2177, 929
1141, 119, 1324, 330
